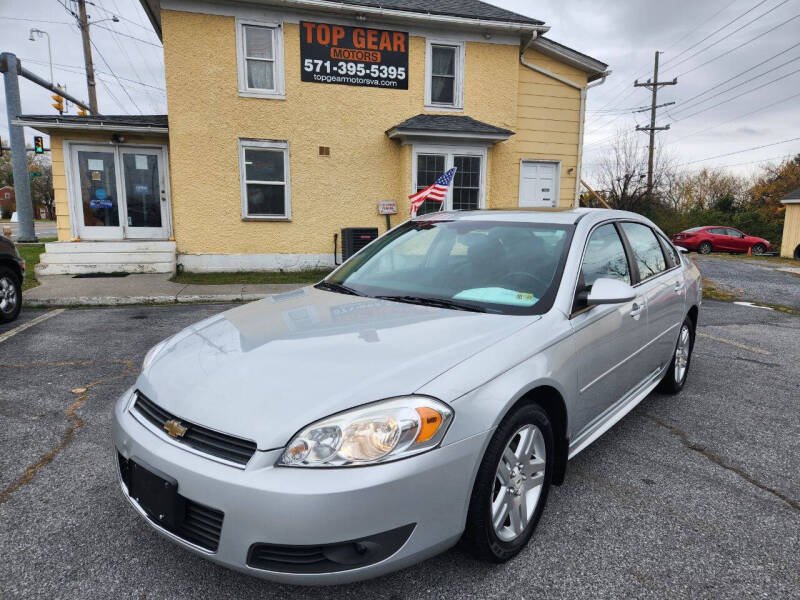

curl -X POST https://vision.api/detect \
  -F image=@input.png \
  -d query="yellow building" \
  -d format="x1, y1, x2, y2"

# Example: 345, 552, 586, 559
18, 0, 608, 274
780, 187, 800, 259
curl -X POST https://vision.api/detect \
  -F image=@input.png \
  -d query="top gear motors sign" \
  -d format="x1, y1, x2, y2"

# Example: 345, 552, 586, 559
300, 21, 409, 89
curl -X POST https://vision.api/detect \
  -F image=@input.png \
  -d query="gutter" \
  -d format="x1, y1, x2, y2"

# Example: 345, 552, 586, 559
11, 119, 168, 134
257, 0, 551, 34
520, 34, 610, 208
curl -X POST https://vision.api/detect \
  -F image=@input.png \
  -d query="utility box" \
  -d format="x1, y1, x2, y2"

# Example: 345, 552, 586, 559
341, 227, 378, 261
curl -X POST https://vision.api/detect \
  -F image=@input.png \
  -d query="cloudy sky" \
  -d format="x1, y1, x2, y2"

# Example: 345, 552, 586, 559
2, 0, 798, 180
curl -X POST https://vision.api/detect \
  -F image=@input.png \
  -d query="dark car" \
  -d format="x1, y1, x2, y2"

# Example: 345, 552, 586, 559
0, 235, 25, 323
671, 226, 772, 255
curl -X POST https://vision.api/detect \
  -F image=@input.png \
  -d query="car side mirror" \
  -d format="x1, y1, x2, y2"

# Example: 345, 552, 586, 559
676, 246, 689, 254
586, 278, 636, 306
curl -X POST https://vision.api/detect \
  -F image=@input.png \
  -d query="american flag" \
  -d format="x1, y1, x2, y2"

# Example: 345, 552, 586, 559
408, 167, 457, 217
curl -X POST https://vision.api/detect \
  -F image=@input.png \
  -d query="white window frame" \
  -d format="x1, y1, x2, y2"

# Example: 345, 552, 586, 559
518, 159, 561, 208
236, 18, 285, 99
411, 143, 486, 211
424, 39, 465, 111
238, 139, 291, 221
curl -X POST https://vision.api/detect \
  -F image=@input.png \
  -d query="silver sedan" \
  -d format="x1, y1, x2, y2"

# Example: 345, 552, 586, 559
112, 208, 701, 584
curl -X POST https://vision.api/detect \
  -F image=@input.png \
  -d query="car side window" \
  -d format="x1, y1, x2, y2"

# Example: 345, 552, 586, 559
709, 227, 726, 235
725, 228, 743, 238
657, 233, 680, 267
580, 224, 630, 288
620, 222, 667, 281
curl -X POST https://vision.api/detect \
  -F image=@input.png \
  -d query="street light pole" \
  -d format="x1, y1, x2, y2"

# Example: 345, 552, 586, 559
28, 29, 53, 85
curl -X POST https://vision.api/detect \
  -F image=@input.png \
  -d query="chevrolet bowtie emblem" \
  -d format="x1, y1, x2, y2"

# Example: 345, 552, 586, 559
163, 419, 188, 438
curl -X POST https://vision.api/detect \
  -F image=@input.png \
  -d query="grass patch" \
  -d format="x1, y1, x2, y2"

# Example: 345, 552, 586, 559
14, 237, 56, 291
171, 269, 333, 286
701, 277, 738, 302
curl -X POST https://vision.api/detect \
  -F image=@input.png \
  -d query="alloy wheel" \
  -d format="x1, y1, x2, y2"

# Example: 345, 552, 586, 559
674, 324, 691, 384
0, 276, 18, 314
699, 242, 712, 255
752, 244, 765, 255
491, 424, 546, 542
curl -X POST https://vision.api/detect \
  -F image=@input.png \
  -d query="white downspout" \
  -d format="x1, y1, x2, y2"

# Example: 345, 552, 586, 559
520, 35, 610, 208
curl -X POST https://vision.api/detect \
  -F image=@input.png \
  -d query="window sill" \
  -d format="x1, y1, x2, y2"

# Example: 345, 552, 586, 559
242, 216, 292, 222
238, 89, 286, 100
424, 103, 463, 112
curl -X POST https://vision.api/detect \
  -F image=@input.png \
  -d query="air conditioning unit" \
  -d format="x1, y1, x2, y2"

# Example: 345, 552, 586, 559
341, 227, 378, 261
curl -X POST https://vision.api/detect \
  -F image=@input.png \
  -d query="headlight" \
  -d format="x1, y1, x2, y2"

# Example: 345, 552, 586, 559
141, 339, 168, 372
278, 396, 453, 467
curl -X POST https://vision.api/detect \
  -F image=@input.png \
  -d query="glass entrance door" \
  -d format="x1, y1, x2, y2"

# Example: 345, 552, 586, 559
74, 147, 123, 240
71, 144, 170, 240
413, 145, 485, 216
119, 148, 169, 239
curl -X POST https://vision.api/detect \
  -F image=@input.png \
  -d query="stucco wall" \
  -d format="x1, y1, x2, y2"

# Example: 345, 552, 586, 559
781, 204, 800, 258
161, 9, 588, 258
48, 131, 169, 241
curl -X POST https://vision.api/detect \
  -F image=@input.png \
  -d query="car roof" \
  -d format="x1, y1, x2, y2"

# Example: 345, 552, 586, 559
416, 208, 649, 225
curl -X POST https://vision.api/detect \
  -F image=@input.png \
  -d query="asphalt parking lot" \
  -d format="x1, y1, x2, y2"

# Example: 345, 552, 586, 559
1, 299, 799, 599
693, 254, 800, 309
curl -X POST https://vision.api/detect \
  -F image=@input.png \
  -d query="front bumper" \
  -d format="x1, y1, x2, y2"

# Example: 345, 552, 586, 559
112, 388, 488, 585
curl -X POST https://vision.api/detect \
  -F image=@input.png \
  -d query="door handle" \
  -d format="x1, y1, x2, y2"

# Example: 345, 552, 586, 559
673, 281, 684, 294
630, 301, 643, 320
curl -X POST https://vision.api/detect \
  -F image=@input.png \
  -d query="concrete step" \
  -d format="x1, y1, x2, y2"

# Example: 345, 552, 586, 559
41, 251, 177, 265
36, 262, 176, 276
36, 240, 177, 276
43, 241, 176, 254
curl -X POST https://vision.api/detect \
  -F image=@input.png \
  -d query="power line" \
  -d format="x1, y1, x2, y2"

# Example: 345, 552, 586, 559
660, 0, 773, 68
713, 153, 795, 168
675, 135, 800, 166
674, 40, 800, 107
93, 24, 162, 47
89, 38, 143, 114
677, 11, 800, 77
20, 56, 166, 91
672, 54, 800, 115
674, 65, 800, 121
668, 89, 800, 144
0, 16, 73, 25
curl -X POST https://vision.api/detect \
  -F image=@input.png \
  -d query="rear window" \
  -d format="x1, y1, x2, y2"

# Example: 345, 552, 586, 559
685, 227, 704, 232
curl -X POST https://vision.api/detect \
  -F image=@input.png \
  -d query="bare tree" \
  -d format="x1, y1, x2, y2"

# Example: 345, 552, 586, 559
592, 129, 674, 213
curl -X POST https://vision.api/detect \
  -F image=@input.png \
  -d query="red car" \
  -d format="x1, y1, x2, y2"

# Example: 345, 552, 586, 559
671, 226, 772, 255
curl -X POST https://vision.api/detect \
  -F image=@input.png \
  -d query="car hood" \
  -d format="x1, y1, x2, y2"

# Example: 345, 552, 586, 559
136, 286, 538, 449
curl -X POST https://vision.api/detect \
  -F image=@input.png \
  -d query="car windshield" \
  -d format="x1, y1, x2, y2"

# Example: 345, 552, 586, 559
323, 219, 573, 315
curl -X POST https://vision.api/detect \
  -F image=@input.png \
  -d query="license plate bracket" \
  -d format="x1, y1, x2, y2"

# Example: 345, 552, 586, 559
128, 460, 185, 530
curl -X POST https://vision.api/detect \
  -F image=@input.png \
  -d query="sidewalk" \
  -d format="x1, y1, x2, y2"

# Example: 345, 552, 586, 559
22, 274, 305, 307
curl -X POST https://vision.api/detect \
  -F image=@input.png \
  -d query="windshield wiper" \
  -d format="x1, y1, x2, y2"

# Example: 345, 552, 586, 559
375, 295, 487, 313
315, 281, 364, 296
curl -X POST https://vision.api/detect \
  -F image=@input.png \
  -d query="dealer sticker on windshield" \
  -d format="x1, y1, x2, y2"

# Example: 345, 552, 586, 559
454, 288, 538, 307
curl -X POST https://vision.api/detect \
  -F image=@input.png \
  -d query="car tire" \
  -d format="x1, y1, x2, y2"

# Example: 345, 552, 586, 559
658, 316, 695, 395
698, 241, 712, 255
0, 265, 22, 324
751, 243, 766, 255
462, 403, 553, 563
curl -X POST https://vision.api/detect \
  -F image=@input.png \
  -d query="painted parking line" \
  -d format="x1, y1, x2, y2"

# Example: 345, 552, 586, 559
0, 309, 65, 345
696, 331, 771, 356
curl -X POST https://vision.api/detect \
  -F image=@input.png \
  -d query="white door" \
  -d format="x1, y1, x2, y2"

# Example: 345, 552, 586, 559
519, 161, 559, 208
118, 147, 170, 239
70, 144, 170, 240
71, 144, 124, 240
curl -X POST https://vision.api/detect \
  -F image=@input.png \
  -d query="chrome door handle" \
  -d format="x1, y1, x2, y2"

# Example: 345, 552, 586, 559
630, 301, 643, 320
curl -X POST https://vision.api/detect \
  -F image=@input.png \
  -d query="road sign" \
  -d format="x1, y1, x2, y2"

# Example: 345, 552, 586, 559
29, 171, 42, 178
378, 200, 397, 215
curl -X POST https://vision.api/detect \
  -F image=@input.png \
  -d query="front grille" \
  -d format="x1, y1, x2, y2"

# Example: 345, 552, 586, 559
133, 391, 257, 466
117, 453, 224, 552
249, 544, 328, 569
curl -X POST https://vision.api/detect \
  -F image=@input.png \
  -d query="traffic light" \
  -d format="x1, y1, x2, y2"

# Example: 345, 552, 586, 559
52, 85, 64, 114
77, 106, 88, 117
34, 136, 44, 154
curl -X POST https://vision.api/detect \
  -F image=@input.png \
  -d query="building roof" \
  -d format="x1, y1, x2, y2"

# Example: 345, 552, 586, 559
532, 36, 609, 81
386, 114, 514, 143
313, 1, 543, 25
12, 114, 168, 134
781, 187, 800, 204
139, 0, 546, 39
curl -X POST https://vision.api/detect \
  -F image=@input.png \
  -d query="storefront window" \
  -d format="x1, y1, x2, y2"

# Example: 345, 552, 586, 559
239, 140, 291, 219
415, 154, 446, 216
452, 156, 480, 211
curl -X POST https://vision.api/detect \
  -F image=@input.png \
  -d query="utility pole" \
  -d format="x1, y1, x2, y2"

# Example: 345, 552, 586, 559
77, 0, 99, 115
0, 54, 36, 242
634, 51, 677, 201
